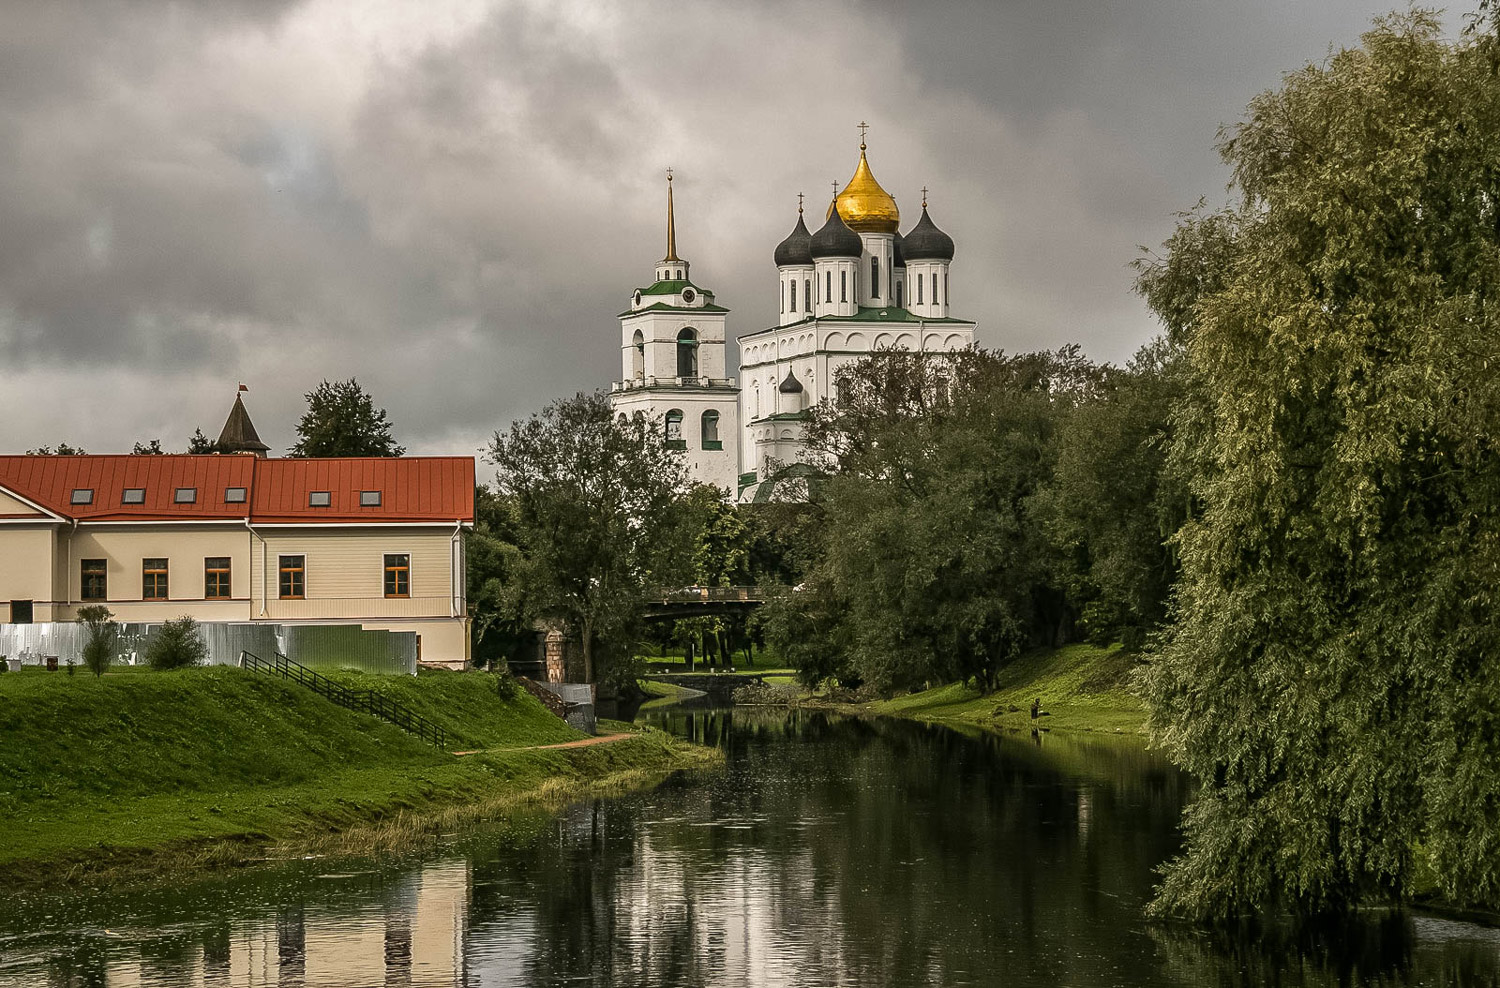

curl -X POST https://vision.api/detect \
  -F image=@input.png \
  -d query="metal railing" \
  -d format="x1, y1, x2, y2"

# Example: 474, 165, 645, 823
647, 586, 770, 604
238, 650, 449, 750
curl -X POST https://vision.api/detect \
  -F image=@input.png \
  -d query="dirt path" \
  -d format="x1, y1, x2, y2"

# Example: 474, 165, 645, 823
453, 733, 634, 756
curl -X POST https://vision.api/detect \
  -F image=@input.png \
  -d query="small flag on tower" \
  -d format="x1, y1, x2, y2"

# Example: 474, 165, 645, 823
238, 384, 248, 392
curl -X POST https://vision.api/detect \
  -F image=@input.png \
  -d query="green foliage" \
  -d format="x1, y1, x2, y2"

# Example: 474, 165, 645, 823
489, 390, 688, 684
25, 444, 85, 455
289, 378, 405, 457
1139, 11, 1500, 920
186, 428, 228, 454
466, 484, 533, 670
76, 605, 116, 678
131, 439, 165, 455
145, 617, 208, 670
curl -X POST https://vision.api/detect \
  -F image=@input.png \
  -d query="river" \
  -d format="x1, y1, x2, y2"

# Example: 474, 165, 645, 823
2, 704, 1498, 986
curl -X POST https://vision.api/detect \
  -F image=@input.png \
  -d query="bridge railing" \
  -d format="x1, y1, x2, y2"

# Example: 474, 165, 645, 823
646, 586, 770, 604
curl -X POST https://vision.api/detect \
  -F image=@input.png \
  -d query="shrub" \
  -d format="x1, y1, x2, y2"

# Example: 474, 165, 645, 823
146, 616, 208, 670
77, 605, 118, 678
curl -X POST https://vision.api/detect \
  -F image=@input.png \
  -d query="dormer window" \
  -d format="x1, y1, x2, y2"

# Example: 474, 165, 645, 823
360, 491, 382, 507
122, 488, 145, 504
70, 489, 93, 505
224, 487, 247, 503
634, 290, 642, 306
309, 491, 331, 507
174, 488, 196, 504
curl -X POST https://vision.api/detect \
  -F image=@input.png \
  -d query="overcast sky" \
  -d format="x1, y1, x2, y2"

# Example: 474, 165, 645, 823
0, 0, 1466, 457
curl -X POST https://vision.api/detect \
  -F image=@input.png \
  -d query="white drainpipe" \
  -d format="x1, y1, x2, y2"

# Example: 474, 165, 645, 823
245, 518, 267, 617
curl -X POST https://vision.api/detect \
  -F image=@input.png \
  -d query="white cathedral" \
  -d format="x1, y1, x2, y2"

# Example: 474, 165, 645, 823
609, 137, 976, 501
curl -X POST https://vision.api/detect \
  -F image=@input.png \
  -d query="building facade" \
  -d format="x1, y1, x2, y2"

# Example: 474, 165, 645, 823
0, 452, 474, 669
610, 138, 976, 502
609, 172, 741, 494
737, 139, 976, 500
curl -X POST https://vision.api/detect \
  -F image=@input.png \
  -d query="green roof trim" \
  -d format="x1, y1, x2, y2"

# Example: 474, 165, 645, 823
619, 301, 731, 317
637, 279, 715, 298
815, 306, 972, 324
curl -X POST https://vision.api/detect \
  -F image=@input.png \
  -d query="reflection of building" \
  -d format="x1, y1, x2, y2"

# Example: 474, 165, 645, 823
0, 395, 475, 668
608, 134, 977, 502
82, 859, 473, 987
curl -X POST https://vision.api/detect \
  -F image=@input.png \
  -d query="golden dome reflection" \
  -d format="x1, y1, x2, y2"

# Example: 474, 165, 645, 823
826, 147, 900, 234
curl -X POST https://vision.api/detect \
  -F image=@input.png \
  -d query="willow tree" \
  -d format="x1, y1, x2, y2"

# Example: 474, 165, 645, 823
1140, 11, 1500, 919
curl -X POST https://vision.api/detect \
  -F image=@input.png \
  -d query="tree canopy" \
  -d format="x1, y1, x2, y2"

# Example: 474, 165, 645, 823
290, 378, 404, 457
1139, 10, 1500, 920
488, 391, 688, 687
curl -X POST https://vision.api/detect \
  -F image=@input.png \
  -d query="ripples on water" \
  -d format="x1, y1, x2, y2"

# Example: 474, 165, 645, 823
1, 705, 1498, 986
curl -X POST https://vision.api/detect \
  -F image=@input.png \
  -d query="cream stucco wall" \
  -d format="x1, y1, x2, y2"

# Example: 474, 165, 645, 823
0, 524, 58, 621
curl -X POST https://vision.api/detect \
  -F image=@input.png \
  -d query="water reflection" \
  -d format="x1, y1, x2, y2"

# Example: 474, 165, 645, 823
2, 706, 1499, 986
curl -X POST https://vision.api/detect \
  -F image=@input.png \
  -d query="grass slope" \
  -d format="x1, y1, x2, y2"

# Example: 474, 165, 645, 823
0, 666, 713, 882
864, 644, 1146, 735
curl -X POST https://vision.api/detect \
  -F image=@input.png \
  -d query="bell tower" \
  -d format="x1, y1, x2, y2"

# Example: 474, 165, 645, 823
610, 171, 741, 496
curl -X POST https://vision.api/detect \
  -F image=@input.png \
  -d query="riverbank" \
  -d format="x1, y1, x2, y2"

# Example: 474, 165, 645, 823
0, 665, 718, 887
825, 643, 1147, 737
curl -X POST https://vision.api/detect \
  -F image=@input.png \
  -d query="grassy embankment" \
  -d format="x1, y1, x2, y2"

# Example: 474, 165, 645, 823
836, 643, 1146, 737
0, 665, 718, 885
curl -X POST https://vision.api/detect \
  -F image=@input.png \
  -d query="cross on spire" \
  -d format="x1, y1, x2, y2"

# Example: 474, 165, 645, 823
797, 191, 804, 214
858, 120, 869, 150
921, 186, 928, 208
831, 180, 839, 199
663, 167, 680, 262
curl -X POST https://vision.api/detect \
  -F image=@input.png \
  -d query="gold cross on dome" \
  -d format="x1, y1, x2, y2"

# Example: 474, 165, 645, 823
797, 191, 805, 213
921, 186, 928, 208
858, 121, 869, 148
831, 180, 839, 199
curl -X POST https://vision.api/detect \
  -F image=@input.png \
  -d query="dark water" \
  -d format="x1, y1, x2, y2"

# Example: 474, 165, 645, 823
2, 706, 1499, 987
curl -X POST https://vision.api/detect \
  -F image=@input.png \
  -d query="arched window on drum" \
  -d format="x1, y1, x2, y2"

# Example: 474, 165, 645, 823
701, 410, 721, 449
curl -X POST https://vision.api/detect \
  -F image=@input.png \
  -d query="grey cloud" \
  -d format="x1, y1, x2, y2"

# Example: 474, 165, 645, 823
0, 0, 1468, 456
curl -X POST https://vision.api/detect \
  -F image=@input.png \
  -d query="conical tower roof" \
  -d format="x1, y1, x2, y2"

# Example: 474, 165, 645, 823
217, 392, 270, 455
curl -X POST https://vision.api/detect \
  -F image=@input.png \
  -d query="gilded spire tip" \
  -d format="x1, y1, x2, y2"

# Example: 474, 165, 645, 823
663, 167, 680, 262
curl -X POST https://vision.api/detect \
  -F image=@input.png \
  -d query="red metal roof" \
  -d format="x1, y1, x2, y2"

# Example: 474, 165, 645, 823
0, 455, 473, 524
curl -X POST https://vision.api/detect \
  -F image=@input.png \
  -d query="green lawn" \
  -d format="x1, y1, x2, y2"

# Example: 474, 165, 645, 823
0, 664, 715, 883
859, 644, 1147, 736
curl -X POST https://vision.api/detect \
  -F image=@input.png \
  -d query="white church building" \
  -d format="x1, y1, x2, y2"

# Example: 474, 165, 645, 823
609, 137, 976, 501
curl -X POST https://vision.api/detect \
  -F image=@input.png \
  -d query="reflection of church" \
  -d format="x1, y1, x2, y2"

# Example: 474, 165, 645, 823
609, 133, 977, 501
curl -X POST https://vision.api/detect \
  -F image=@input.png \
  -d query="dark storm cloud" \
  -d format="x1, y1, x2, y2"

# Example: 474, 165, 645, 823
0, 0, 1465, 455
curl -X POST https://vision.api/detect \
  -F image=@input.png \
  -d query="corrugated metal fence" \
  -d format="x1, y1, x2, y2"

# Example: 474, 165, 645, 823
0, 622, 416, 675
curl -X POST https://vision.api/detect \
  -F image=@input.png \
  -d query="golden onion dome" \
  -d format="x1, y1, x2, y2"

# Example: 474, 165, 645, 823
826, 146, 900, 234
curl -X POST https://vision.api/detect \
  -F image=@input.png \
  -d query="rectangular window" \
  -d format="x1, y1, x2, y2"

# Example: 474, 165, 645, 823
9, 600, 33, 624
896, 282, 903, 308
279, 555, 305, 599
825, 271, 832, 303
945, 274, 950, 307
142, 558, 168, 599
205, 557, 231, 599
174, 488, 196, 504
789, 280, 796, 312
840, 270, 847, 302
780, 281, 785, 313
935, 272, 941, 305
804, 278, 811, 311
360, 490, 382, 507
122, 488, 145, 504
309, 491, 331, 507
81, 559, 107, 601
70, 489, 93, 505
917, 273, 924, 304
224, 487, 247, 503
384, 554, 410, 598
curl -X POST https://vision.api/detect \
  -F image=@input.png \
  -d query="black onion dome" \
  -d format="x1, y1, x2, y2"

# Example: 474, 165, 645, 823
893, 231, 906, 269
903, 206, 955, 261
809, 206, 862, 259
778, 368, 804, 393
773, 214, 814, 267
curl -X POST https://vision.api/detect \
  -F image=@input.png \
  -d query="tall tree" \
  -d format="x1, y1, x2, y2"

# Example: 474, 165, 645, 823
186, 428, 228, 454
1139, 11, 1500, 920
489, 392, 688, 686
466, 484, 533, 670
289, 379, 404, 457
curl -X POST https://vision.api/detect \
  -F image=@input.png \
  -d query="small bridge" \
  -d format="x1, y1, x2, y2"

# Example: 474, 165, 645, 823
640, 672, 767, 699
643, 586, 771, 620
